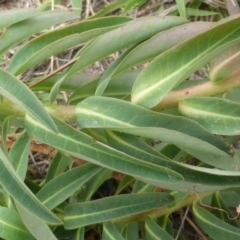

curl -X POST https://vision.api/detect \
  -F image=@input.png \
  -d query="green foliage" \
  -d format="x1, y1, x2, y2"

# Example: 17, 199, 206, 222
1, 1, 240, 239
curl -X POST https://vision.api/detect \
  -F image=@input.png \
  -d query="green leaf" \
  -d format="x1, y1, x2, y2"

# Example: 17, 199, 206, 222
74, 227, 85, 240
64, 192, 174, 229
109, 22, 213, 78
82, 168, 113, 201
186, 8, 219, 16
131, 15, 240, 108
52, 226, 75, 240
105, 131, 240, 192
36, 164, 102, 209
132, 180, 156, 193
102, 222, 124, 240
0, 69, 57, 133
69, 70, 139, 104
0, 10, 78, 56
82, 128, 108, 144
157, 215, 174, 237
25, 114, 183, 189
193, 203, 240, 240
0, 207, 33, 240
30, 72, 98, 92
95, 21, 211, 97
66, 16, 188, 78
15, 203, 58, 240
45, 152, 71, 184
9, 131, 31, 180
0, 9, 39, 29
211, 192, 239, 227
124, 222, 138, 239
176, 0, 187, 18
210, 43, 240, 83
121, 0, 147, 15
51, 16, 184, 103
95, 45, 136, 96
71, 0, 82, 15
179, 97, 240, 135
8, 16, 131, 75
37, 0, 61, 11
224, 87, 240, 103
76, 97, 233, 169
1, 116, 14, 155
89, 0, 141, 19
115, 175, 134, 195
145, 216, 174, 240
0, 148, 61, 225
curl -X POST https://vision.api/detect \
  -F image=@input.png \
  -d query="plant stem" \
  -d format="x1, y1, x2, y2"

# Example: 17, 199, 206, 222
152, 69, 240, 111
149, 191, 212, 219
45, 104, 76, 122
0, 99, 76, 122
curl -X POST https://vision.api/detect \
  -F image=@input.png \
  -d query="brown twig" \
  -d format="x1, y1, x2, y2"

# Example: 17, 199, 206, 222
28, 58, 78, 88
186, 216, 208, 240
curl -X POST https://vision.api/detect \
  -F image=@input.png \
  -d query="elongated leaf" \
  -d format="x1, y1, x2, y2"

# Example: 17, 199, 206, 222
109, 22, 213, 78
121, 0, 147, 15
50, 17, 187, 103
179, 97, 240, 135
106, 131, 240, 192
66, 16, 188, 78
115, 175, 134, 195
186, 8, 219, 16
69, 70, 139, 104
1, 116, 14, 155
210, 43, 240, 83
131, 15, 240, 108
193, 204, 240, 240
36, 164, 102, 209
95, 45, 136, 96
8, 16, 131, 75
103, 222, 124, 240
16, 203, 58, 240
125, 222, 138, 240
9, 131, 31, 180
45, 152, 71, 184
82, 128, 108, 144
145, 216, 174, 240
64, 193, 174, 229
37, 0, 61, 11
211, 192, 239, 227
30, 72, 98, 92
0, 69, 57, 133
158, 215, 174, 237
71, 0, 82, 15
0, 207, 33, 240
82, 168, 113, 201
132, 180, 155, 193
25, 114, 183, 188
224, 87, 240, 103
52, 226, 76, 240
0, 9, 39, 29
76, 97, 235, 169
0, 11, 78, 56
89, 0, 141, 19
176, 0, 187, 18
0, 148, 61, 225
74, 227, 85, 240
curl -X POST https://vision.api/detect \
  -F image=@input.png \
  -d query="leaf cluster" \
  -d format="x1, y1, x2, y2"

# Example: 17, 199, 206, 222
1, 0, 240, 239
